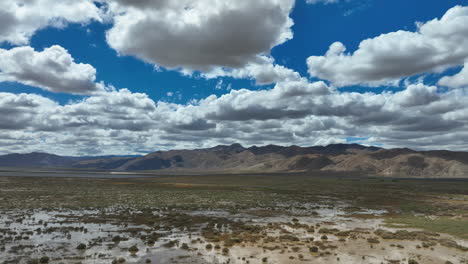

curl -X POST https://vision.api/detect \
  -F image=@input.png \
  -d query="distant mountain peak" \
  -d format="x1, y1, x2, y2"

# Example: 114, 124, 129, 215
229, 143, 244, 149
2, 144, 468, 178
209, 143, 245, 152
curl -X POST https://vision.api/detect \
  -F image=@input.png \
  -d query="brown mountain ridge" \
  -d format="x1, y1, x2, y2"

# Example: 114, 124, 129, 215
1, 144, 468, 178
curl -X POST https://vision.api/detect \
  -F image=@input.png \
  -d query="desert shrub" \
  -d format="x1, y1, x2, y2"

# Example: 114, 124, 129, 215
279, 234, 299, 242
180, 243, 189, 250
367, 237, 380, 244
309, 246, 319, 253
128, 244, 139, 253
39, 256, 49, 263
76, 243, 86, 250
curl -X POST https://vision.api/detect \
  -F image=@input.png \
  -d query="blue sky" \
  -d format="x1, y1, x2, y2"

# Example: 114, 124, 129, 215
2, 0, 461, 104
1, 0, 468, 155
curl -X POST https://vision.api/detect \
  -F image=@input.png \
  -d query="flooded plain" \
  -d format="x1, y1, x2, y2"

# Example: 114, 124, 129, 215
0, 173, 467, 263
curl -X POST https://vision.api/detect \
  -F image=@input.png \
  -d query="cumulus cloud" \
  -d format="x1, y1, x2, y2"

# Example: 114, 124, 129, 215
438, 62, 468, 89
2, 77, 468, 155
393, 84, 440, 107
0, 45, 101, 95
105, 0, 295, 72
307, 5, 468, 87
0, 0, 102, 45
1, 1, 468, 155
204, 56, 301, 85
54, 89, 158, 132
0, 93, 57, 130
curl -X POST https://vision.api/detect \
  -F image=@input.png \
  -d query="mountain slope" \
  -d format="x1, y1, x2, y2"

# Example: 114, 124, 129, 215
108, 143, 378, 171
1, 144, 467, 178
0, 153, 138, 169
325, 149, 468, 178
0, 152, 76, 168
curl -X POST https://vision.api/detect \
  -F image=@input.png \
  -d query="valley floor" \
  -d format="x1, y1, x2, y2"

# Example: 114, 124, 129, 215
0, 173, 467, 264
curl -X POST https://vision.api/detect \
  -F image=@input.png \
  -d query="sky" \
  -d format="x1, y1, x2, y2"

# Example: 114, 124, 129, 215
1, 0, 468, 156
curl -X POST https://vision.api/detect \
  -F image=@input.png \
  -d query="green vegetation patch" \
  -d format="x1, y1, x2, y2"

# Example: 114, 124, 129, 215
385, 215, 468, 239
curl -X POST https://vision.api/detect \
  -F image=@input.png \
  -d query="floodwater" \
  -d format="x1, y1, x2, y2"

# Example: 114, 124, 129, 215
1, 203, 467, 264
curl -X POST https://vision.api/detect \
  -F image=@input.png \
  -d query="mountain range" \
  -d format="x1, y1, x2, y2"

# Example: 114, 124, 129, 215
1, 144, 468, 178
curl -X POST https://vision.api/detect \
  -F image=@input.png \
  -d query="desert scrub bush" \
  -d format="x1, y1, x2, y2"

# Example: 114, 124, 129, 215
318, 228, 339, 234
279, 234, 299, 242
180, 243, 189, 250
112, 257, 126, 263
438, 238, 468, 251
162, 240, 177, 248
367, 237, 380, 244
76, 243, 86, 250
112, 235, 123, 243
128, 244, 139, 253
309, 246, 319, 253
422, 241, 436, 248
336, 230, 351, 236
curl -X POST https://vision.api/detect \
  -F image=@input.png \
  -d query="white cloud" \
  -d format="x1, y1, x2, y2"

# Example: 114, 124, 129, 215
438, 62, 468, 89
215, 80, 224, 90
2, 77, 468, 155
105, 0, 295, 73
0, 0, 102, 45
0, 45, 102, 95
1, 1, 468, 155
393, 83, 440, 107
307, 5, 468, 87
0, 92, 58, 130
205, 56, 302, 85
